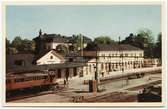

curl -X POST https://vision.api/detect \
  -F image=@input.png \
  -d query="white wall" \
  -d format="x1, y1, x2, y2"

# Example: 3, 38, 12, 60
37, 51, 64, 65
82, 50, 144, 78
45, 42, 69, 50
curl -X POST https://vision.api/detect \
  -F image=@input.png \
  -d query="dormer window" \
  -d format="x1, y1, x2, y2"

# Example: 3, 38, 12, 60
50, 56, 53, 59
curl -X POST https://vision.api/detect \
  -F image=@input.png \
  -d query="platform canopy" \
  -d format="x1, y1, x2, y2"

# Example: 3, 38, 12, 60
7, 62, 86, 74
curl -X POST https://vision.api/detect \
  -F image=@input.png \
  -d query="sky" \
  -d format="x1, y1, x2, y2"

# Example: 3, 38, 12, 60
6, 5, 161, 42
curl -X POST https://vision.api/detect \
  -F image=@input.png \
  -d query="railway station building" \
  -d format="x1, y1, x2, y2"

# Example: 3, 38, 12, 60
36, 49, 65, 65
6, 53, 85, 83
80, 43, 145, 79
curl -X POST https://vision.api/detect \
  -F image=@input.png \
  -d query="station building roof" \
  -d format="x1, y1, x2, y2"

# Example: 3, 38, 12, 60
84, 43, 143, 51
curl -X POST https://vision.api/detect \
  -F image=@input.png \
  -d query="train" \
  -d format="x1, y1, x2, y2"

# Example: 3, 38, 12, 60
6, 71, 56, 98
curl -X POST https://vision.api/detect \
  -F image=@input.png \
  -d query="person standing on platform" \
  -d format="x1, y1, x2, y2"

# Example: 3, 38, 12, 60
64, 79, 66, 87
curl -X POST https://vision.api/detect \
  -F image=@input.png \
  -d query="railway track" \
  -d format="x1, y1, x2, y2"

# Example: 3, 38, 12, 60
84, 79, 161, 102
85, 92, 137, 102
6, 90, 53, 102
127, 80, 161, 91
6, 85, 66, 102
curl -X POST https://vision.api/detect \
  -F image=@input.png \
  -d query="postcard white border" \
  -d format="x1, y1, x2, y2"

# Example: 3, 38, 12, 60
1, 0, 165, 107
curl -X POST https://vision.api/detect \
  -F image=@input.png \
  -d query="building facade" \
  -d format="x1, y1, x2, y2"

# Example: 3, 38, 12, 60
33, 29, 92, 54
36, 50, 65, 65
81, 43, 144, 78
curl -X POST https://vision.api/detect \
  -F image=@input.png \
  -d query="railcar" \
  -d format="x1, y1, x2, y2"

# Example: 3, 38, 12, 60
6, 71, 56, 97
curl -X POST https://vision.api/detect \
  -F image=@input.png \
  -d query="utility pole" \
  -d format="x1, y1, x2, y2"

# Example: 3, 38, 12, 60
119, 37, 125, 87
95, 47, 99, 92
80, 34, 84, 77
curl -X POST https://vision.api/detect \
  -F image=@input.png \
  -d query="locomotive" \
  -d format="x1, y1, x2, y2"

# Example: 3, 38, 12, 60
6, 71, 56, 98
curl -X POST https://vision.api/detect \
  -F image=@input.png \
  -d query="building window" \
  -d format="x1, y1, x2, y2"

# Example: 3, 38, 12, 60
109, 54, 111, 58
78, 68, 83, 77
101, 64, 103, 70
102, 54, 105, 59
73, 67, 77, 76
112, 54, 114, 57
125, 53, 128, 57
69, 58, 73, 62
50, 56, 53, 59
58, 69, 61, 78
86, 67, 88, 75
89, 65, 91, 72
131, 53, 133, 57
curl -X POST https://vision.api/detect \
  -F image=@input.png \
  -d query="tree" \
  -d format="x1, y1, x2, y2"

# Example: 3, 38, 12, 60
6, 38, 10, 54
56, 44, 69, 56
6, 38, 10, 47
10, 36, 35, 53
121, 33, 135, 44
11, 36, 22, 50
6, 38, 18, 54
94, 36, 114, 44
121, 29, 156, 58
20, 39, 35, 52
154, 33, 162, 60
138, 29, 154, 44
137, 29, 154, 58
70, 34, 86, 52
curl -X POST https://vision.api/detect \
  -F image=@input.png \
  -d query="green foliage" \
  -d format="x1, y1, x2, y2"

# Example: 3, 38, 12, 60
11, 36, 22, 49
121, 28, 160, 58
6, 38, 10, 47
154, 33, 162, 60
6, 38, 10, 54
137, 29, 154, 58
71, 34, 85, 52
19, 39, 35, 51
6, 38, 18, 54
56, 44, 69, 56
138, 28, 154, 44
7, 36, 35, 54
94, 36, 114, 44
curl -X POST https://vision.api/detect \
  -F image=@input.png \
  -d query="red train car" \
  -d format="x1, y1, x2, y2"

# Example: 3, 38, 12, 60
6, 72, 56, 93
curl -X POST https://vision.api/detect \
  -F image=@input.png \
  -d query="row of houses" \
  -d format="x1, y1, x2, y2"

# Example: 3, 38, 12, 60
6, 30, 160, 82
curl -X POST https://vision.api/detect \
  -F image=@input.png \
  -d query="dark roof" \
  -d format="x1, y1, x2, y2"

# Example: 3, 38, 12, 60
6, 54, 35, 72
119, 44, 143, 51
34, 33, 92, 44
66, 52, 80, 57
7, 62, 86, 74
84, 43, 143, 51
40, 62, 86, 69
6, 54, 35, 65
68, 36, 92, 43
41, 34, 69, 43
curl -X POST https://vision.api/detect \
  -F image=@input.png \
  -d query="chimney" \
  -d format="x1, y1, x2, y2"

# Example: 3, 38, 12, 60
39, 29, 42, 37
